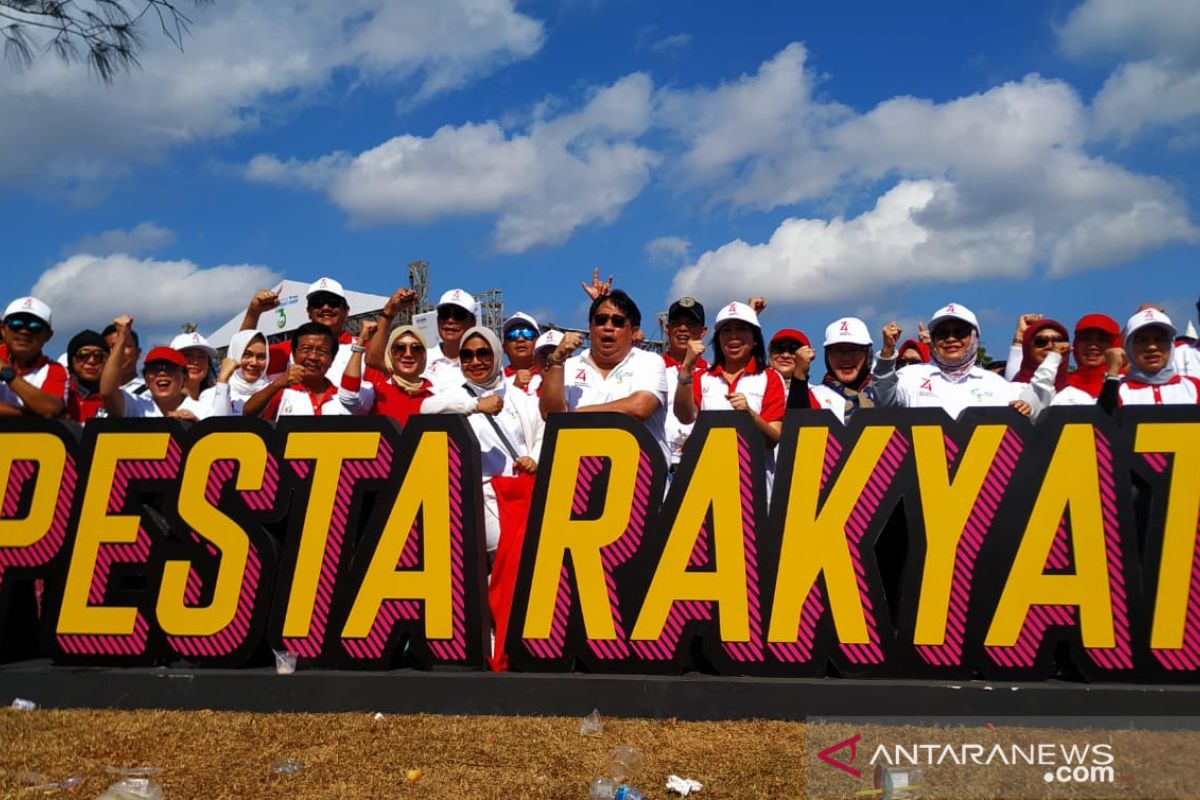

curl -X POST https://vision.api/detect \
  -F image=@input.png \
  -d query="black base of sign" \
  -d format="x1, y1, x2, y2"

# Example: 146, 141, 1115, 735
2, 659, 1198, 721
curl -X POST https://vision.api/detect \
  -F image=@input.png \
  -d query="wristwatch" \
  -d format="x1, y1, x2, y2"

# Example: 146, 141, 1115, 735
0, 366, 14, 383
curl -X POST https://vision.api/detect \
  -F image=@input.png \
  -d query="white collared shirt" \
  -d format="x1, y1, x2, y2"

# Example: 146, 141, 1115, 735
880, 361, 1028, 418
424, 343, 465, 391
562, 347, 668, 461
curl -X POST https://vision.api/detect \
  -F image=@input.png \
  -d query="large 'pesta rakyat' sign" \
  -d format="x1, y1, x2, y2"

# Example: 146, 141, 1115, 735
0, 407, 1196, 683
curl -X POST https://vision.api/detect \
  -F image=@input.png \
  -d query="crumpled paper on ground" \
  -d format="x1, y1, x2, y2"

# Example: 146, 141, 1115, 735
666, 774, 703, 796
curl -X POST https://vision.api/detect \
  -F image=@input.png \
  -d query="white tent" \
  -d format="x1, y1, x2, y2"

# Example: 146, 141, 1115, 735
206, 279, 392, 349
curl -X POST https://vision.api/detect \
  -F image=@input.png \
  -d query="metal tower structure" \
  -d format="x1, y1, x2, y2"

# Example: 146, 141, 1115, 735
407, 260, 433, 319
477, 289, 504, 335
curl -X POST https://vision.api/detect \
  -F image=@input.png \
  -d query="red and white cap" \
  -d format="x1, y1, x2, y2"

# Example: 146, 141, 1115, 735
502, 311, 539, 334
437, 289, 478, 316
170, 332, 218, 361
4, 296, 52, 327
1125, 308, 1176, 341
823, 316, 872, 347
534, 329, 564, 353
306, 277, 346, 301
929, 302, 980, 334
713, 301, 760, 330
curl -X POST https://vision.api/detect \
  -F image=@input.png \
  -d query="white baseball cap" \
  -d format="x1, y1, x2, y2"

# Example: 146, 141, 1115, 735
713, 301, 760, 330
306, 277, 346, 302
534, 329, 564, 352
4, 296, 53, 328
823, 317, 872, 347
929, 302, 980, 335
437, 289, 478, 316
170, 332, 218, 361
1125, 308, 1176, 341
502, 312, 539, 334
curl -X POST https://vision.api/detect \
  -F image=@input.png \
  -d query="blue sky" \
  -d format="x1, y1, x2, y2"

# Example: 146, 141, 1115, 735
2, 0, 1197, 356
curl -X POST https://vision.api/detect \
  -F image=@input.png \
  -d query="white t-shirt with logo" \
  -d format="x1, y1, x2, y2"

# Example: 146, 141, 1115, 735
561, 347, 669, 462
885, 363, 1026, 418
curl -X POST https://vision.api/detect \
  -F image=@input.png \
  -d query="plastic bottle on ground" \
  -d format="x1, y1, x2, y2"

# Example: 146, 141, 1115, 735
589, 776, 647, 800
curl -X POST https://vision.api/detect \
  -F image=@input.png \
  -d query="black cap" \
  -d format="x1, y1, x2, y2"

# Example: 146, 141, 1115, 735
667, 297, 705, 324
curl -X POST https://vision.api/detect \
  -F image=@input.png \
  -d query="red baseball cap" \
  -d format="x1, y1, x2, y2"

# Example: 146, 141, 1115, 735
142, 346, 186, 369
770, 328, 810, 347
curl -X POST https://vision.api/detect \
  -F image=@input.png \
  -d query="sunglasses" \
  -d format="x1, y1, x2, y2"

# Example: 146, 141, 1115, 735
504, 327, 537, 342
1032, 335, 1067, 348
459, 347, 494, 363
73, 349, 108, 363
932, 325, 973, 341
390, 343, 425, 355
769, 343, 801, 355
897, 357, 924, 367
307, 294, 346, 311
144, 362, 182, 376
4, 317, 47, 333
591, 313, 628, 328
438, 307, 472, 322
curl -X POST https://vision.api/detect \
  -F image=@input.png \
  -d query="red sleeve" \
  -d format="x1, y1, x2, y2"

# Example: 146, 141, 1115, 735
341, 373, 362, 391
262, 389, 284, 420
268, 342, 291, 375
43, 362, 69, 402
760, 369, 785, 423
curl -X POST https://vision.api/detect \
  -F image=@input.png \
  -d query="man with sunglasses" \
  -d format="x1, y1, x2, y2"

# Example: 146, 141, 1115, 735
0, 296, 68, 418
540, 290, 669, 461
501, 312, 541, 394
424, 288, 478, 390
239, 277, 357, 384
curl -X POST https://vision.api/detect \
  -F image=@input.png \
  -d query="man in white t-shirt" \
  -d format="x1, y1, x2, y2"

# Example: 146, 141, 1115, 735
0, 296, 69, 418
540, 290, 669, 461
424, 288, 478, 390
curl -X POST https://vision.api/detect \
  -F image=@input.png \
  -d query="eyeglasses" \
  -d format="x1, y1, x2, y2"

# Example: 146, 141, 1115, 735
897, 357, 924, 367
769, 343, 801, 355
73, 349, 107, 363
1032, 335, 1067, 348
438, 307, 472, 322
932, 325, 973, 341
4, 317, 47, 333
459, 347, 494, 363
144, 362, 182, 376
504, 327, 537, 342
307, 294, 345, 311
591, 313, 628, 328
295, 345, 332, 359
390, 343, 425, 355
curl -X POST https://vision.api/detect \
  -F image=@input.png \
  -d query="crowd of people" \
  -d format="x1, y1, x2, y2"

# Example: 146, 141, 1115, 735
1, 277, 1197, 665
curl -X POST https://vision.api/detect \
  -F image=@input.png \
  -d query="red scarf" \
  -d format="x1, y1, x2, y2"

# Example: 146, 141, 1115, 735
1065, 314, 1122, 398
1013, 320, 1070, 391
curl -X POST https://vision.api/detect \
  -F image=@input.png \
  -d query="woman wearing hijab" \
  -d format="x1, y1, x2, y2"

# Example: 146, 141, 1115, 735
873, 303, 1035, 418
809, 317, 877, 423
896, 338, 929, 369
1051, 314, 1122, 406
421, 326, 543, 554
1099, 309, 1200, 410
341, 322, 439, 425
218, 330, 269, 415
64, 329, 109, 423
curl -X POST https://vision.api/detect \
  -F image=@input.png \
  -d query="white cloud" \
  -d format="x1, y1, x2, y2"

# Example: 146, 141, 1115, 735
64, 222, 176, 256
1058, 0, 1200, 64
1058, 0, 1200, 143
31, 254, 280, 342
0, 0, 544, 193
645, 236, 691, 266
649, 33, 692, 54
248, 73, 659, 252
656, 39, 1196, 308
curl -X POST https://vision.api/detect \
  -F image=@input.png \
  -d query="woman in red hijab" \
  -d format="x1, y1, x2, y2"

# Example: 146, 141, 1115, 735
1012, 319, 1070, 392
1051, 314, 1122, 406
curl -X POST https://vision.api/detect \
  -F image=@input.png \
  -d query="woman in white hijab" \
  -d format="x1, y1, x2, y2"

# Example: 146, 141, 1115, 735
218, 330, 270, 415
422, 326, 543, 555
